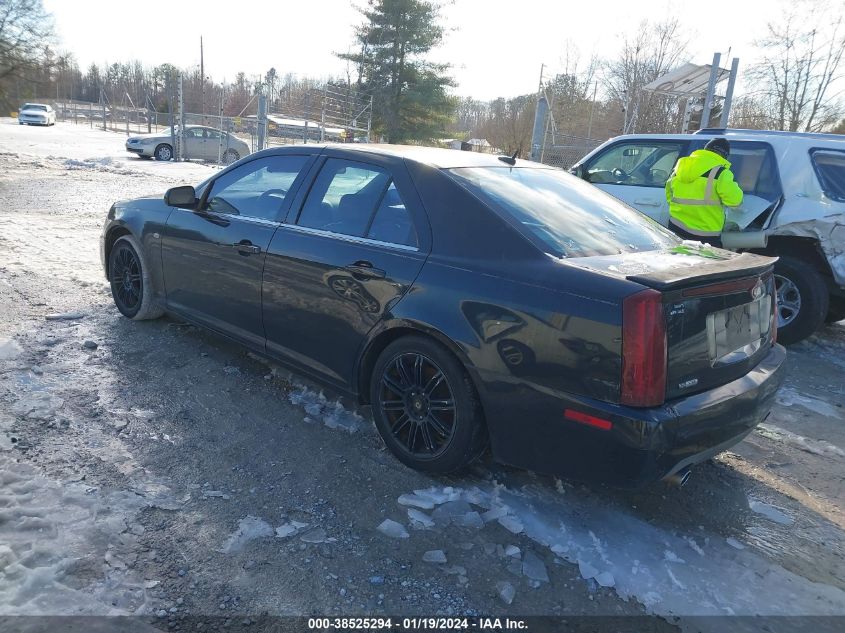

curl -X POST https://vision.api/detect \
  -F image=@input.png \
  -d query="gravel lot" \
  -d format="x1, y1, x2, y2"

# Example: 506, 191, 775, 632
1, 120, 843, 631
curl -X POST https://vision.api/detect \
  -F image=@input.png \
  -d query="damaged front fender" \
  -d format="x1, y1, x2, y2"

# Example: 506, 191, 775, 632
769, 214, 845, 286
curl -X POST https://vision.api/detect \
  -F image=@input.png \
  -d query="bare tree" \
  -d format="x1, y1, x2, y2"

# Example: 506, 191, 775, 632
603, 18, 688, 133
748, 1, 844, 132
0, 0, 55, 109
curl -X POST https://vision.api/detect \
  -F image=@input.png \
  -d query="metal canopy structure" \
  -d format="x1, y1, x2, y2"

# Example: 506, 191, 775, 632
642, 62, 729, 98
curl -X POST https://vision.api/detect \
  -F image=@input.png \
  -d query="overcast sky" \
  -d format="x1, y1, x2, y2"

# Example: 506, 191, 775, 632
43, 0, 826, 101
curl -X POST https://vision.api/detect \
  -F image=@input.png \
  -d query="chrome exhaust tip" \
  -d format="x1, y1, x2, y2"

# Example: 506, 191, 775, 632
664, 468, 691, 487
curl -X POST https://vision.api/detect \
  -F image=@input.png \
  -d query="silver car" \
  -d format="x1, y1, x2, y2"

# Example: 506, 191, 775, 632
125, 125, 250, 164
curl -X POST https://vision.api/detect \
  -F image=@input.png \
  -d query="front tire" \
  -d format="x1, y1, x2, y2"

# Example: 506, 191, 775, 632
108, 235, 164, 320
370, 336, 487, 474
774, 255, 829, 344
223, 149, 240, 165
154, 144, 173, 161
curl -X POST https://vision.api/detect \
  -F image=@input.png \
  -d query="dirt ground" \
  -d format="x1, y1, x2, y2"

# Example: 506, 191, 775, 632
0, 120, 843, 632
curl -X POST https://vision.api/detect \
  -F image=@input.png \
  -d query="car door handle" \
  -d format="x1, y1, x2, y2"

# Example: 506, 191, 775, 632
344, 261, 386, 279
633, 199, 661, 207
232, 241, 261, 254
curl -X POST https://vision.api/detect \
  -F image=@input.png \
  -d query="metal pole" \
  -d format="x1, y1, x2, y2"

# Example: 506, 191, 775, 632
720, 58, 740, 128
320, 85, 327, 142
200, 36, 205, 120
178, 73, 185, 160
218, 83, 225, 165
586, 81, 597, 150
303, 93, 309, 144
366, 95, 373, 143
700, 52, 722, 130
257, 91, 267, 151
529, 95, 548, 162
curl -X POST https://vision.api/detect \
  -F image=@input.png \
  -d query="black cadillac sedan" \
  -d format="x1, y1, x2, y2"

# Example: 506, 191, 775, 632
101, 144, 786, 486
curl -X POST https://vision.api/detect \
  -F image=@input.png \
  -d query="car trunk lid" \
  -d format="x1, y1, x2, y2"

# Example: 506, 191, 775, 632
567, 245, 778, 402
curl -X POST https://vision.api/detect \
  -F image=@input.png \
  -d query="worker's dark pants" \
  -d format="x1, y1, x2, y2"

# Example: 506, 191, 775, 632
670, 224, 723, 249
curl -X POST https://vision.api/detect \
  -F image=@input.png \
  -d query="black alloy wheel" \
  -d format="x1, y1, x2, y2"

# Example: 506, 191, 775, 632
370, 336, 488, 473
379, 352, 456, 457
110, 242, 143, 317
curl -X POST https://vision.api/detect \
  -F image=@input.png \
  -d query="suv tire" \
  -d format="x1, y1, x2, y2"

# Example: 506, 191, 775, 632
774, 255, 829, 344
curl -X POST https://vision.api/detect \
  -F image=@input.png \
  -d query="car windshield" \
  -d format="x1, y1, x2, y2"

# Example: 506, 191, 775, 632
23, 104, 48, 112
447, 166, 679, 258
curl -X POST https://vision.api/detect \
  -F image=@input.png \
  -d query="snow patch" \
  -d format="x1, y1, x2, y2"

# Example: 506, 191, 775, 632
287, 385, 362, 433
776, 387, 842, 419
0, 338, 22, 360
748, 499, 794, 526
756, 423, 845, 458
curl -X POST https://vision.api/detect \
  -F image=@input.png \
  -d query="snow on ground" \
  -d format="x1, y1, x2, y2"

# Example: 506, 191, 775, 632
390, 484, 845, 620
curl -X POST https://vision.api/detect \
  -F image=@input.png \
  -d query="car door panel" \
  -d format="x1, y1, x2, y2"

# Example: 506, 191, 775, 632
161, 154, 314, 347
263, 152, 431, 390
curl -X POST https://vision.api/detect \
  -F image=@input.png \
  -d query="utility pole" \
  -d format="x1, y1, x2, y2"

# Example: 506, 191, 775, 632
200, 36, 205, 119
586, 80, 597, 148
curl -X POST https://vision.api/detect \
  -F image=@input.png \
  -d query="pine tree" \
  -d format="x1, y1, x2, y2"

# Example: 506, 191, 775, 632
338, 0, 454, 143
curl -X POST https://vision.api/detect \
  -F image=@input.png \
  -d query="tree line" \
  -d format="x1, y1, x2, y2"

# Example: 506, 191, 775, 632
1, 0, 842, 147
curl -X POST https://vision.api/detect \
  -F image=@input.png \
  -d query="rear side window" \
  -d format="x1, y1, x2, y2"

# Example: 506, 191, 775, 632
447, 167, 678, 258
810, 149, 845, 202
725, 142, 782, 203
297, 158, 417, 247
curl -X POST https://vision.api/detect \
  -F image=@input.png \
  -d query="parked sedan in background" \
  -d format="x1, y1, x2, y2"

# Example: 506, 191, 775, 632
101, 145, 785, 486
18, 103, 56, 126
125, 125, 250, 163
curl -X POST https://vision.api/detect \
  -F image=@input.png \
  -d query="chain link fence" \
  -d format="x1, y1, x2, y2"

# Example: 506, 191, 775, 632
537, 132, 603, 170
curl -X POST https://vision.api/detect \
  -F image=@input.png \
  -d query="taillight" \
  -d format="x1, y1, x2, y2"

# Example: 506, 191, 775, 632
621, 289, 667, 407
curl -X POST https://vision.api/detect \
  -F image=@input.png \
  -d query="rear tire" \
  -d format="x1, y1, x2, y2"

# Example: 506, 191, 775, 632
774, 255, 829, 344
370, 336, 487, 474
108, 235, 164, 321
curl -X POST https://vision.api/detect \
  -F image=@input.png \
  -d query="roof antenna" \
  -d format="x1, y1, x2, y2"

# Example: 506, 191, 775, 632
498, 150, 519, 166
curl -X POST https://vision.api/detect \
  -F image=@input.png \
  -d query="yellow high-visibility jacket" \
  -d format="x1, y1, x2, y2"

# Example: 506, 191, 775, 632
665, 149, 744, 236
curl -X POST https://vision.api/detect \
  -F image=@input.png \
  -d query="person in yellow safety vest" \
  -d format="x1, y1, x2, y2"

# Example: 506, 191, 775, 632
665, 137, 743, 248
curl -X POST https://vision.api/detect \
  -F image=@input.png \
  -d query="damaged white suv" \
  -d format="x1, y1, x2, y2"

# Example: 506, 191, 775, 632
571, 128, 845, 344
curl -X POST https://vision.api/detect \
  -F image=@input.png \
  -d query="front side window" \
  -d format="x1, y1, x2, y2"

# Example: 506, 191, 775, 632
204, 155, 309, 221
585, 142, 684, 187
810, 149, 845, 202
448, 166, 678, 258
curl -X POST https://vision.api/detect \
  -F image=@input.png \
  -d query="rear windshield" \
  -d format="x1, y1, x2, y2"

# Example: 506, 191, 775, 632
23, 104, 48, 112
810, 149, 845, 202
447, 166, 678, 258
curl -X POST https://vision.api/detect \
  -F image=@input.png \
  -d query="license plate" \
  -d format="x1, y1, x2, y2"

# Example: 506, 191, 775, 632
706, 296, 771, 363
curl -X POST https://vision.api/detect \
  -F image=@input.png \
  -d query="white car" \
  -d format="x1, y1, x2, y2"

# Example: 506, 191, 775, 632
18, 103, 56, 126
571, 128, 845, 344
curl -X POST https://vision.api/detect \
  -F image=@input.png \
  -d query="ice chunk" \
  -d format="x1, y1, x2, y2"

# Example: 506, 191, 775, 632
578, 559, 598, 580
504, 545, 521, 558
663, 550, 686, 564
595, 571, 615, 588
497, 515, 524, 534
0, 338, 22, 360
495, 581, 515, 605
275, 520, 308, 538
456, 511, 484, 529
377, 519, 409, 539
407, 508, 435, 529
748, 499, 794, 525
725, 537, 745, 550
412, 486, 461, 505
431, 500, 473, 526
398, 493, 436, 510
422, 550, 447, 564
481, 506, 509, 523
45, 311, 85, 320
220, 516, 273, 553
321, 401, 361, 433
522, 551, 549, 583
444, 565, 467, 575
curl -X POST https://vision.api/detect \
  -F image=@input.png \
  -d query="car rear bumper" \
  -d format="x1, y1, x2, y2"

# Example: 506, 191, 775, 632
483, 343, 786, 486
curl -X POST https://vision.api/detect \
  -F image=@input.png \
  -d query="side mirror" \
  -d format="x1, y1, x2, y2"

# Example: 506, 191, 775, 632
164, 185, 197, 208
